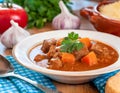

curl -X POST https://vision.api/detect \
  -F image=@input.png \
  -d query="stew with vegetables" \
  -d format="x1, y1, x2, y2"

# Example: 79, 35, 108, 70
34, 32, 119, 71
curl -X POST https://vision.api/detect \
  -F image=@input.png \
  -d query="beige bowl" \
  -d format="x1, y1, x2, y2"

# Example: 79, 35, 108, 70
12, 30, 120, 84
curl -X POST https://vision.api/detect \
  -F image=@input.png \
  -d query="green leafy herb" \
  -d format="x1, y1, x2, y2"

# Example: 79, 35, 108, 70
68, 32, 79, 40
60, 32, 84, 53
13, 0, 71, 28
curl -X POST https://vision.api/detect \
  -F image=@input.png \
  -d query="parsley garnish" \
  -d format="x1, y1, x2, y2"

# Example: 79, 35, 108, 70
60, 32, 84, 53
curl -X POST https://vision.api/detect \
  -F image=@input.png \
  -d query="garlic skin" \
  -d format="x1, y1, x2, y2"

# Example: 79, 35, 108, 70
0, 20, 30, 48
52, 0, 80, 29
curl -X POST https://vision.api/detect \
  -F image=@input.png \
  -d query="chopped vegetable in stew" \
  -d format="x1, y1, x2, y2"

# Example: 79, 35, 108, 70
34, 32, 119, 71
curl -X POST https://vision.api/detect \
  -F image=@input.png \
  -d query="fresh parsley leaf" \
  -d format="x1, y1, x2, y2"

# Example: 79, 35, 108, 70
60, 32, 84, 53
68, 32, 78, 40
73, 41, 84, 51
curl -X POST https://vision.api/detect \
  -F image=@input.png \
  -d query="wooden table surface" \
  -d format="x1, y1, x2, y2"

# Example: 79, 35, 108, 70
0, 1, 101, 93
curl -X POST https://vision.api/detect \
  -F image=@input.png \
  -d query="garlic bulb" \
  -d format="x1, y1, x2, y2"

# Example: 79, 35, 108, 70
52, 0, 80, 29
0, 20, 30, 48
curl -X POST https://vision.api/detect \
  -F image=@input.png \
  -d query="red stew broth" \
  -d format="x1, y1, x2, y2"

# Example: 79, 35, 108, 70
29, 40, 119, 71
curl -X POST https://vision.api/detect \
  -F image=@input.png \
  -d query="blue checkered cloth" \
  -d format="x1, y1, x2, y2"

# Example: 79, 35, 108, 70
0, 56, 56, 93
92, 69, 120, 93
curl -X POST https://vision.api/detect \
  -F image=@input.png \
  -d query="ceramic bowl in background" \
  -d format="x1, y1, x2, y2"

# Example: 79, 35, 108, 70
80, 1, 120, 37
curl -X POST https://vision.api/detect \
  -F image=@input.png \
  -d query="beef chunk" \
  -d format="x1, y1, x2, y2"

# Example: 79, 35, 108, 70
53, 51, 62, 58
34, 54, 46, 62
47, 45, 62, 59
90, 42, 103, 55
49, 58, 63, 69
41, 39, 56, 53
73, 46, 89, 61
47, 45, 56, 59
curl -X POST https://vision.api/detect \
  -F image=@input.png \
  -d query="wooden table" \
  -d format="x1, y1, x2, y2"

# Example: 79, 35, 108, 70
0, 1, 101, 93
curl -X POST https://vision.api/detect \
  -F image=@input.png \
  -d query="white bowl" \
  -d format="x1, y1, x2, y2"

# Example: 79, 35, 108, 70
12, 30, 120, 84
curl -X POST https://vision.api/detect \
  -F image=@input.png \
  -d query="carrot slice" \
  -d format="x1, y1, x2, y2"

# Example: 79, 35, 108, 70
81, 51, 97, 66
61, 52, 75, 64
80, 37, 91, 48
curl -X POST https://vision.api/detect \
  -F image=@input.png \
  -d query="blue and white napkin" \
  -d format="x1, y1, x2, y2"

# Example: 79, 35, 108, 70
93, 69, 120, 93
0, 56, 56, 93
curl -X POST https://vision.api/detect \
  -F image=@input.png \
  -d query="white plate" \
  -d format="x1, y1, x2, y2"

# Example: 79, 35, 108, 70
12, 30, 120, 84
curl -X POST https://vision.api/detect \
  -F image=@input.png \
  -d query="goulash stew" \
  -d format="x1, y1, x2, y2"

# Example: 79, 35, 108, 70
34, 32, 119, 71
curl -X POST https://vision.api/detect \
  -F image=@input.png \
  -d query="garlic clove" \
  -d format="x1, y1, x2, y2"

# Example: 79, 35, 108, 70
10, 20, 30, 43
0, 20, 30, 48
0, 27, 14, 48
52, 0, 80, 30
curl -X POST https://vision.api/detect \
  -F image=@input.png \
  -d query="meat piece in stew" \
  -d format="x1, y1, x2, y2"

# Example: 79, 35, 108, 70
41, 39, 56, 53
73, 45, 89, 61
